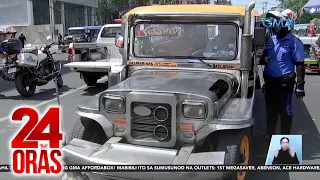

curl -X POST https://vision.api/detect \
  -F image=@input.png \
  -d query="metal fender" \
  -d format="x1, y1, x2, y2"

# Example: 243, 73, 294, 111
76, 111, 114, 138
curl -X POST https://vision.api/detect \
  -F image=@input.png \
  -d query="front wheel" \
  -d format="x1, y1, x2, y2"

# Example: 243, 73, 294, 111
210, 128, 252, 180
65, 117, 108, 180
15, 70, 37, 97
83, 74, 99, 86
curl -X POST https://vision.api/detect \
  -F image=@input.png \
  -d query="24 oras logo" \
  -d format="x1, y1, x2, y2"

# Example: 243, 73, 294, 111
10, 106, 63, 175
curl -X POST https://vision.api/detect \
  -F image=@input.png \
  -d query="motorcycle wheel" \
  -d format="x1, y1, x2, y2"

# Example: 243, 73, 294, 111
15, 70, 36, 97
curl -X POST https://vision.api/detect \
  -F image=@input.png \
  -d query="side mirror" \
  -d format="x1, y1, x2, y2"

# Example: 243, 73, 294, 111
253, 27, 266, 46
46, 36, 52, 40
115, 34, 124, 48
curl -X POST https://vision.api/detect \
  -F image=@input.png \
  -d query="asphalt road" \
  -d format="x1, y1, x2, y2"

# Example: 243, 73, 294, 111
0, 53, 319, 180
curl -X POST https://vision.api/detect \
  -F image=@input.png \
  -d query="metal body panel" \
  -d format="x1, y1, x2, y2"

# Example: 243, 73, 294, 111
75, 68, 254, 144
108, 69, 237, 98
62, 137, 225, 180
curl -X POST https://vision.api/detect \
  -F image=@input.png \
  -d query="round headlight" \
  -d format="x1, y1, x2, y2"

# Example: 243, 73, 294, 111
103, 95, 125, 113
40, 47, 45, 51
182, 101, 206, 119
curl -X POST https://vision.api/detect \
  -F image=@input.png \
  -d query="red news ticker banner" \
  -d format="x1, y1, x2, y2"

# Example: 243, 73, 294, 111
2, 165, 320, 173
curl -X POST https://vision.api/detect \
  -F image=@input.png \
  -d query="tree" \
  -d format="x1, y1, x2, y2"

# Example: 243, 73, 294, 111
280, 0, 320, 24
95, 0, 150, 24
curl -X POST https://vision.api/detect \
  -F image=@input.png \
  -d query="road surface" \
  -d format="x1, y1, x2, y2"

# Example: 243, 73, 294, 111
0, 53, 319, 180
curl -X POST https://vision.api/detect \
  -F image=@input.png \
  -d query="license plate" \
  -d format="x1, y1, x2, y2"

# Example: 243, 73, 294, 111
8, 67, 17, 74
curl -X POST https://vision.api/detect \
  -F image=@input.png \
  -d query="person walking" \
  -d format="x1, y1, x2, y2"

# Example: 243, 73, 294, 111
260, 9, 306, 141
58, 33, 63, 46
18, 33, 27, 48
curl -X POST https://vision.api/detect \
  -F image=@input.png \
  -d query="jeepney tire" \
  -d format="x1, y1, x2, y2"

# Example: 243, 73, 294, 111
65, 117, 107, 180
215, 128, 252, 180
67, 117, 108, 145
61, 50, 66, 53
83, 74, 98, 86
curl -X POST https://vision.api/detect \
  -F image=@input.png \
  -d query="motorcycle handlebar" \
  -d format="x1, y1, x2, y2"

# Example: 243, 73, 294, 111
45, 42, 54, 49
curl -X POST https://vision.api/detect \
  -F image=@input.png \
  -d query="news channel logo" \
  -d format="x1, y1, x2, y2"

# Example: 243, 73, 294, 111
261, 18, 294, 29
265, 135, 302, 165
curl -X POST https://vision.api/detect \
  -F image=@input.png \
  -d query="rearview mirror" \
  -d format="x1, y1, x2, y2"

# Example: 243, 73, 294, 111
115, 34, 124, 48
46, 36, 52, 40
253, 27, 266, 46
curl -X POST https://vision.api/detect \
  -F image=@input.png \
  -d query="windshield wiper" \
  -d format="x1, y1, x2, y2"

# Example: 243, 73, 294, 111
195, 58, 212, 68
178, 56, 212, 68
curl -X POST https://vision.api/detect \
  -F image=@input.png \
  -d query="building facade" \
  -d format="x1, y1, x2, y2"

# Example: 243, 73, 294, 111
32, 0, 98, 32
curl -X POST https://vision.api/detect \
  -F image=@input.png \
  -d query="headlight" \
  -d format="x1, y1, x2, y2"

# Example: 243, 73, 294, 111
103, 94, 125, 113
40, 47, 45, 51
182, 100, 206, 119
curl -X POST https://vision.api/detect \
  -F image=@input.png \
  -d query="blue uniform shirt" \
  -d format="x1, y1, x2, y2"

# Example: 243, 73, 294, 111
263, 32, 305, 78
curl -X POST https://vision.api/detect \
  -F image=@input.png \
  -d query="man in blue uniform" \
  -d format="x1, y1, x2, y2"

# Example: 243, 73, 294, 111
260, 10, 305, 139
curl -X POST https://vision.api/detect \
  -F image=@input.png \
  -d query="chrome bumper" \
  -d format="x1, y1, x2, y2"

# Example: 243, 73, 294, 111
62, 137, 225, 180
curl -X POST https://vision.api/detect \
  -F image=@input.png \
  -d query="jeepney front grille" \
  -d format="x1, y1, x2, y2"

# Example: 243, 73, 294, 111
131, 102, 172, 142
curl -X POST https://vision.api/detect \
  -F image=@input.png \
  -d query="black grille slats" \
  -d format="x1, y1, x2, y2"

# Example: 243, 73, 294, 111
131, 102, 172, 142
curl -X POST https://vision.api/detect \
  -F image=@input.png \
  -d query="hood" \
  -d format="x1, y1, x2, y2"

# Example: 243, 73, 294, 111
108, 70, 238, 98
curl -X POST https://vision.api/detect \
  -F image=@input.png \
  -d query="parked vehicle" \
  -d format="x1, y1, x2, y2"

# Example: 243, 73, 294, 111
306, 37, 320, 73
83, 25, 103, 42
58, 27, 86, 53
5, 36, 63, 97
0, 39, 20, 81
62, 3, 266, 180
64, 24, 122, 86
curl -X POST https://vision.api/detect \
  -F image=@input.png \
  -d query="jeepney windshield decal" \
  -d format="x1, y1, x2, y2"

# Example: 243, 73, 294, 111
133, 22, 238, 61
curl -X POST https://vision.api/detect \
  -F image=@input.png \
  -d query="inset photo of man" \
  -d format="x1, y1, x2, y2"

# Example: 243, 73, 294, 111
265, 135, 302, 165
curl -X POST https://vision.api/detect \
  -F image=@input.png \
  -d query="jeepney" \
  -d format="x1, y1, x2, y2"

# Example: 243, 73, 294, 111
62, 3, 266, 180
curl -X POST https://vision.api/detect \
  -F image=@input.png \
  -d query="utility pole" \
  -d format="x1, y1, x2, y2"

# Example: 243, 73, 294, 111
49, 0, 55, 42
262, 1, 268, 13
281, 0, 284, 8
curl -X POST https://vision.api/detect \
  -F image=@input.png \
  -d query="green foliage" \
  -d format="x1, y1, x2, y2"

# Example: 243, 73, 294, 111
95, 0, 150, 24
310, 18, 320, 23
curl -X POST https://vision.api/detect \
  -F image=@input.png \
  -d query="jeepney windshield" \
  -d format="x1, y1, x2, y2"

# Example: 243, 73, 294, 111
133, 23, 238, 60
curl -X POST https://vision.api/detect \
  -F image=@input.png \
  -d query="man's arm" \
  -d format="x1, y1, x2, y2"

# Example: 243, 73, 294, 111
292, 38, 305, 97
259, 38, 271, 65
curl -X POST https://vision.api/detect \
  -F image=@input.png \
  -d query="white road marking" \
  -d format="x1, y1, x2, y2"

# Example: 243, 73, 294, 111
0, 76, 108, 123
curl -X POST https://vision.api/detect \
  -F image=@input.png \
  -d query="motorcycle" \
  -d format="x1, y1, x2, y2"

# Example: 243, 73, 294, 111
0, 53, 18, 81
7, 36, 63, 97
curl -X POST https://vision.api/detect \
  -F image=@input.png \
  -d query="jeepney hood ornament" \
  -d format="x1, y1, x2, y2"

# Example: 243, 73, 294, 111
107, 70, 237, 98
